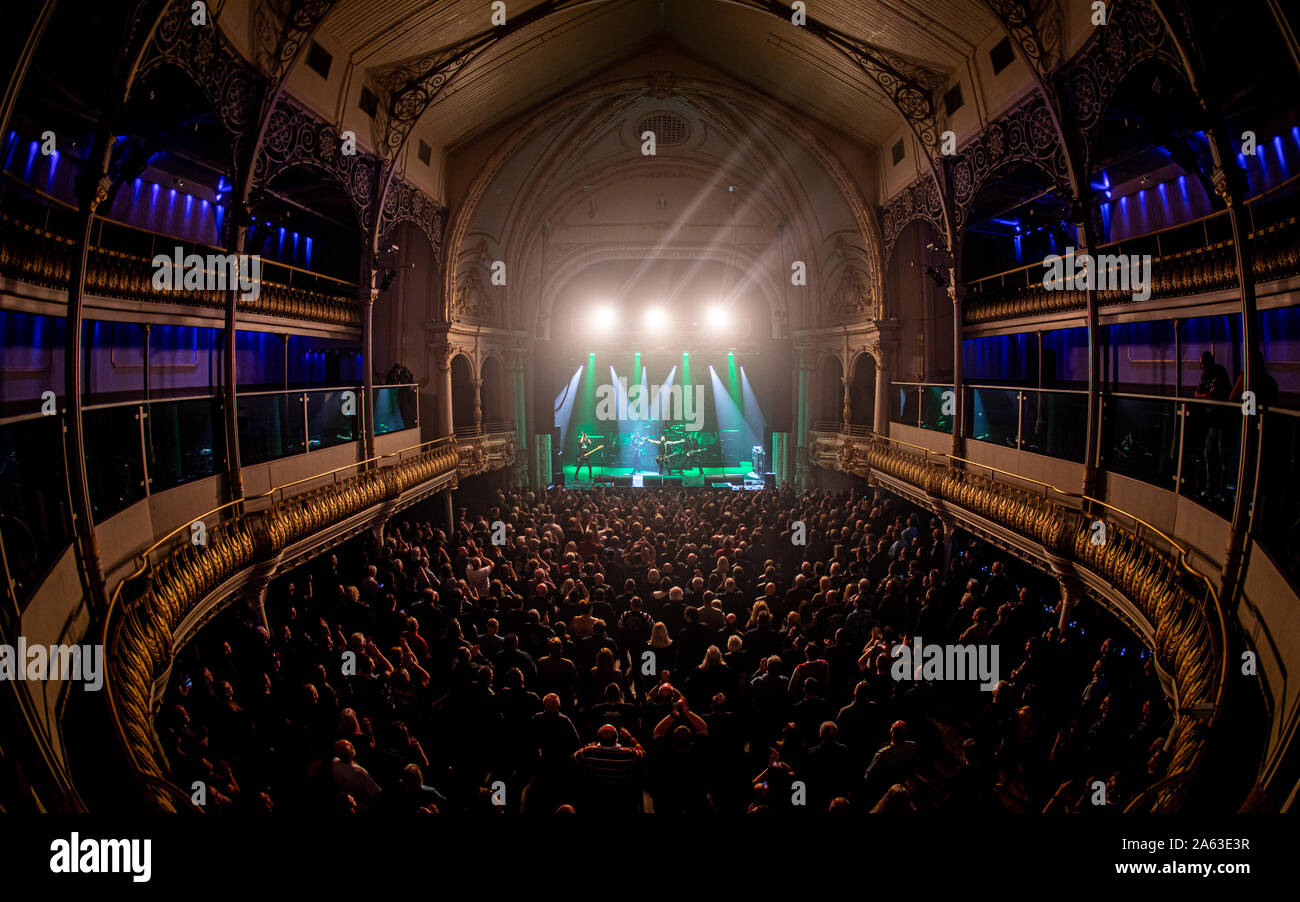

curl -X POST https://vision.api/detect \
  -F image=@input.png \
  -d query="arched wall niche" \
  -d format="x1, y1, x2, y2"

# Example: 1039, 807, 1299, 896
888, 219, 953, 384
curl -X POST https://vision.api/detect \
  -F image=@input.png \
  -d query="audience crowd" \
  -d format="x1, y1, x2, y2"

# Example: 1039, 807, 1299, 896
159, 484, 1171, 814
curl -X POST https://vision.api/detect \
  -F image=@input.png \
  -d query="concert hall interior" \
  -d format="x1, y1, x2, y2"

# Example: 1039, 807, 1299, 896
4, 0, 1300, 821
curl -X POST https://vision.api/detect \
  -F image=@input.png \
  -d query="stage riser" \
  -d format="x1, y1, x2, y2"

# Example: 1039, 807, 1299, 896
558, 469, 775, 489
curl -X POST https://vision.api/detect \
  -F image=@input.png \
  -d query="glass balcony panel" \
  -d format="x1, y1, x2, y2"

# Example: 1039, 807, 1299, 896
0, 415, 74, 609
1177, 399, 1240, 518
965, 387, 1019, 448
1255, 409, 1300, 589
920, 385, 954, 434
146, 397, 226, 492
1021, 391, 1088, 462
238, 392, 306, 465
374, 386, 418, 435
1101, 395, 1178, 491
891, 384, 919, 427
306, 389, 358, 451
84, 405, 147, 521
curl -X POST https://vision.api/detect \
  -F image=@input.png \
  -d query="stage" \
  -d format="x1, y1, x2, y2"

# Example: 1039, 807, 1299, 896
559, 463, 764, 488
551, 348, 777, 490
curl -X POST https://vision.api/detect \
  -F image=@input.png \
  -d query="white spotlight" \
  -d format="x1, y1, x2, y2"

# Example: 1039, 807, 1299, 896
592, 305, 617, 332
705, 306, 729, 330
644, 307, 669, 330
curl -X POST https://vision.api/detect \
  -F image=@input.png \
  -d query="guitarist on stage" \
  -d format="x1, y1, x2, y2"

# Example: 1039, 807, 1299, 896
577, 432, 594, 480
655, 427, 685, 476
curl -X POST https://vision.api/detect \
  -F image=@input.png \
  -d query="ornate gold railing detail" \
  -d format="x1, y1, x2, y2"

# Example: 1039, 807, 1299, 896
963, 215, 1300, 324
455, 432, 518, 478
812, 431, 1226, 812
0, 212, 361, 327
103, 439, 459, 812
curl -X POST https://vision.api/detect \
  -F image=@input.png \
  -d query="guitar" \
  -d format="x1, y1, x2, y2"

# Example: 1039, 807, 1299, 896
581, 444, 605, 458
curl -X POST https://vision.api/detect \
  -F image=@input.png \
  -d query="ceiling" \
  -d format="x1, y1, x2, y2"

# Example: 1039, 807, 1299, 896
319, 0, 1001, 151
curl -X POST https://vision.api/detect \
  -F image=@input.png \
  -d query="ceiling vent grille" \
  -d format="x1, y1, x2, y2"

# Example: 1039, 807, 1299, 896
636, 112, 689, 146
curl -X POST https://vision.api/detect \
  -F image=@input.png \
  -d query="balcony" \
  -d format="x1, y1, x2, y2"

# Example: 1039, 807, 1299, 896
963, 205, 1300, 325
0, 384, 419, 611
883, 381, 1269, 524
453, 420, 519, 478
0, 188, 360, 327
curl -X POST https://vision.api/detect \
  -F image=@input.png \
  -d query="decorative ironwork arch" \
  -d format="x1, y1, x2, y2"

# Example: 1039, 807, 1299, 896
1059, 0, 1189, 156
950, 95, 1073, 238
252, 98, 383, 241
378, 178, 447, 261
370, 0, 956, 263
133, 1, 263, 177
881, 174, 946, 270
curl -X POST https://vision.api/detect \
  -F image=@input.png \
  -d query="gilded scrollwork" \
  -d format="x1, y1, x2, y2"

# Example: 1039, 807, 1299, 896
454, 434, 516, 477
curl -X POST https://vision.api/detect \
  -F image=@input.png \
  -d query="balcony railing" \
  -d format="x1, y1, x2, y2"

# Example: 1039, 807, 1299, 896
0, 383, 420, 544
0, 409, 75, 609
454, 420, 516, 438
0, 176, 361, 327
889, 382, 955, 433
811, 420, 873, 436
374, 384, 419, 436
963, 189, 1300, 324
1100, 392, 1243, 520
964, 384, 1089, 463
82, 393, 228, 521
886, 382, 1253, 519
1254, 406, 1300, 592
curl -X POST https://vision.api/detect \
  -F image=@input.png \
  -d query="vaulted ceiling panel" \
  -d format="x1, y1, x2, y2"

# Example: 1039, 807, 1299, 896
312, 0, 1002, 158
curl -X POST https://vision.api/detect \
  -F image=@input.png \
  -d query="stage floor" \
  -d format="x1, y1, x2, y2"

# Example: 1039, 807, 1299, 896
560, 464, 758, 487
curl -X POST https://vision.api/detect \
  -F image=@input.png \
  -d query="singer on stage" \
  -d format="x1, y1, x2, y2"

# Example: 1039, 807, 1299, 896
654, 427, 685, 476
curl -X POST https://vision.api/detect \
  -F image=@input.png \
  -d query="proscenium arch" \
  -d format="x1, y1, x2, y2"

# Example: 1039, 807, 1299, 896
373, 0, 956, 270
441, 75, 887, 327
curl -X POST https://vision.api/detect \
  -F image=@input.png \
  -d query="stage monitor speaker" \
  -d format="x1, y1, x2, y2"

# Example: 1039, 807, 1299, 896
769, 338, 794, 432
612, 474, 633, 487
662, 476, 683, 487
